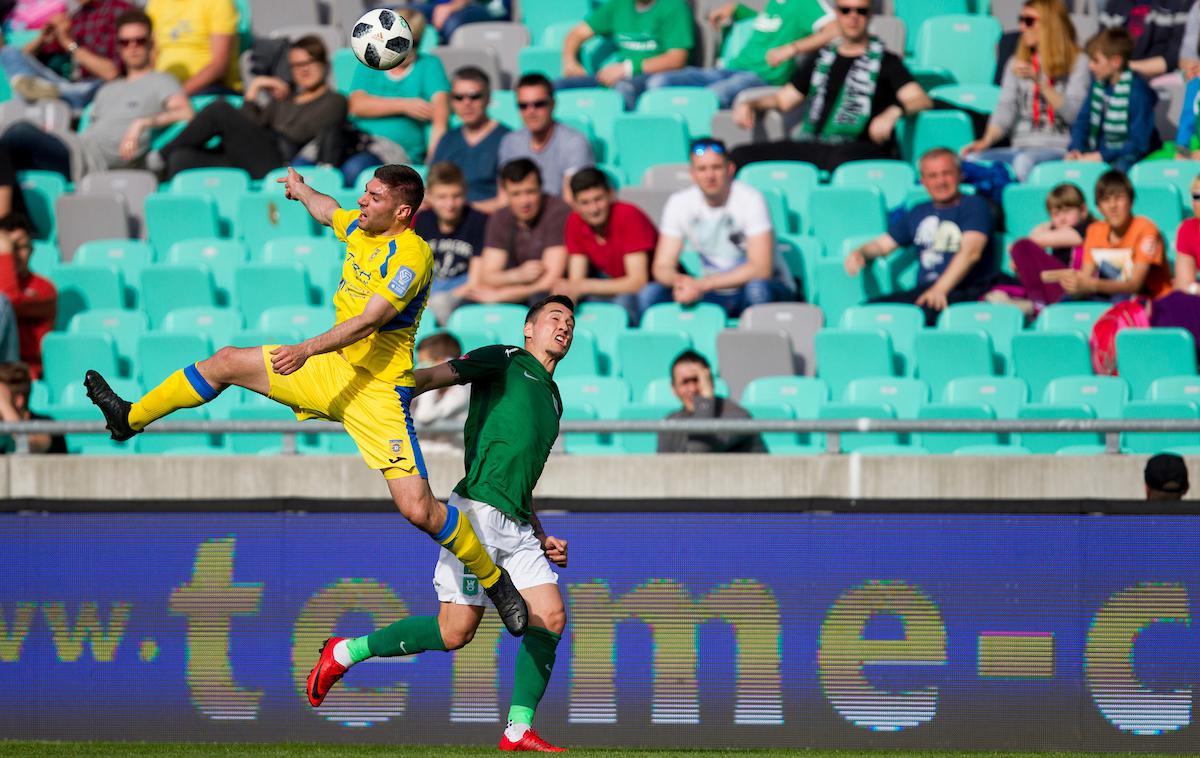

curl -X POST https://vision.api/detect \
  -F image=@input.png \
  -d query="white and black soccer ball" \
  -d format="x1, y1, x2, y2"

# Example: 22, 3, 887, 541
351, 8, 414, 71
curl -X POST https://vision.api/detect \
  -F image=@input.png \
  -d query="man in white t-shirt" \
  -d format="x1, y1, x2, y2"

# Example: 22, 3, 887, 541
640, 137, 792, 317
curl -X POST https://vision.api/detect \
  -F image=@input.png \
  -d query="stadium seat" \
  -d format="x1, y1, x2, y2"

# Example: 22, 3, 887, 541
144, 194, 220, 257
449, 23, 532, 91
1010, 332, 1092, 401
641, 302, 725, 367
448, 328, 498, 354
19, 170, 67, 240
611, 113, 688, 184
1149, 375, 1200, 403
447, 304, 527, 345
1027, 161, 1110, 203
261, 236, 343, 303
641, 163, 692, 191
1001, 183, 1050, 243
164, 238, 248, 306
1120, 400, 1200, 454
814, 328, 894, 400
914, 330, 993, 399
841, 304, 924, 376
1130, 160, 1200, 209
1044, 375, 1129, 418
29, 241, 60, 279
1035, 301, 1110, 335
831, 160, 916, 211
136, 332, 211, 388
226, 402, 303, 454
899, 110, 974, 162
1116, 328, 1196, 399
819, 402, 898, 452
161, 307, 244, 349
430, 45, 505, 93
235, 192, 319, 253
134, 405, 218, 455
775, 234, 821, 300
616, 331, 691, 400
74, 239, 154, 308
808, 186, 886, 255
938, 302, 1024, 373
894, 0, 970, 55
575, 301, 629, 374
1132, 185, 1183, 248
555, 330, 600, 377
1017, 403, 1103, 454
595, 162, 628, 189
914, 15, 1001, 86
558, 375, 631, 451
257, 305, 329, 336
556, 88, 624, 159
929, 83, 1001, 115
48, 403, 133, 455
845, 376, 929, 419
68, 309, 147, 375
55, 194, 130, 260
916, 403, 999, 454
78, 170, 157, 238
331, 46, 360, 95
42, 333, 117, 401
249, 0, 319, 34
263, 166, 342, 196
616, 187, 672, 227
612, 402, 678, 454
234, 263, 312, 326
944, 376, 1029, 418
52, 265, 123, 330
520, 0, 589, 49
141, 265, 216, 327
170, 168, 252, 231
716, 330, 795, 400
737, 162, 820, 235
636, 87, 719, 140
954, 444, 1032, 456
868, 13, 907, 55
517, 46, 562, 79
742, 375, 827, 452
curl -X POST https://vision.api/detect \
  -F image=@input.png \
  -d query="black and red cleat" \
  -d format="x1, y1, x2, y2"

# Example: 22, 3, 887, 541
306, 636, 349, 707
498, 728, 567, 752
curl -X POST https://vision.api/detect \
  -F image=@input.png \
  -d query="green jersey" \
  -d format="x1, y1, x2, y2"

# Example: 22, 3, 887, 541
449, 345, 563, 524
728, 0, 833, 85
585, 0, 695, 67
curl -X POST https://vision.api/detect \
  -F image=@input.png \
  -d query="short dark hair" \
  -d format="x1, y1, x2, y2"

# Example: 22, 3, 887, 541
515, 72, 554, 97
453, 65, 491, 92
569, 166, 611, 196
525, 295, 575, 324
671, 349, 710, 374
374, 164, 425, 209
499, 158, 542, 187
115, 8, 152, 32
1095, 169, 1134, 203
290, 34, 329, 67
417, 332, 462, 360
1085, 27, 1134, 63
426, 160, 466, 190
0, 214, 33, 235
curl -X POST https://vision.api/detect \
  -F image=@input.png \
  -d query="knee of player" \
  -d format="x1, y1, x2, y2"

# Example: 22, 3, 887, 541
204, 346, 242, 379
439, 622, 477, 651
537, 606, 567, 636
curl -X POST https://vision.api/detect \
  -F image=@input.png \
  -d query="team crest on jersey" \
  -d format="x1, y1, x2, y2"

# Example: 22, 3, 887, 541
389, 439, 404, 454
388, 265, 416, 298
462, 575, 479, 596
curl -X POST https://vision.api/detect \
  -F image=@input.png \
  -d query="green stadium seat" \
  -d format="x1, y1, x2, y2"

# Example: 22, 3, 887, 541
257, 305, 329, 335
161, 307, 244, 349
1053, 444, 1111, 456
556, 88, 623, 160
229, 328, 302, 348
855, 443, 931, 455
447, 304, 527, 345
136, 332, 211, 387
74, 239, 154, 308
1129, 160, 1200, 208
29, 380, 50, 412
742, 377, 827, 453
261, 236, 343, 303
916, 403, 998, 453
841, 304, 925, 375
576, 301, 629, 374
954, 444, 1032, 456
938, 302, 1024, 373
560, 404, 603, 455
944, 376, 1028, 417
737, 161, 819, 232
636, 87, 719, 140
1027, 161, 1110, 204
485, 90, 521, 132
641, 375, 729, 405
42, 333, 117, 401
234, 263, 312, 326
613, 402, 678, 454
831, 160, 916, 211
929, 83, 1001, 115
68, 309, 147, 375
141, 264, 216, 327
170, 168, 251, 232
899, 110, 974, 162
555, 330, 600, 377
1044, 375, 1129, 418
521, 0, 589, 47
819, 402, 897, 452
813, 262, 867, 329
845, 376, 930, 418
263, 165, 344, 194
1120, 400, 1200, 453
51, 265, 123, 330
1011, 332, 1091, 401
165, 238, 248, 305
350, 163, 385, 191
315, 257, 346, 307
914, 15, 1001, 85
236, 192, 319, 253
1001, 182, 1051, 241
1149, 375, 1200, 403
19, 170, 68, 240
895, 0, 970, 55
808, 186, 886, 254
47, 404, 133, 455
449, 328, 498, 353
1017, 403, 1102, 453
134, 405, 217, 455
595, 162, 627, 190
740, 402, 815, 455
1116, 328, 1196, 399
518, 46, 562, 79
1035, 301, 1110, 335
1132, 185, 1183, 249
144, 194, 220, 255
775, 233, 820, 298
641, 302, 725, 368
558, 375, 631, 452
29, 240, 60, 279
612, 113, 688, 184
914, 330, 993, 399
814, 328, 894, 400
617, 330, 691, 400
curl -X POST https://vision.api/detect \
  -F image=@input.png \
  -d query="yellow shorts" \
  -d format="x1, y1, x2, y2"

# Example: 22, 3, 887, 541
260, 346, 426, 480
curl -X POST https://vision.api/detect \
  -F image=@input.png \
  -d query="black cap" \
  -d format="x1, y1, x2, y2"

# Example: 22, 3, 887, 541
1145, 453, 1189, 494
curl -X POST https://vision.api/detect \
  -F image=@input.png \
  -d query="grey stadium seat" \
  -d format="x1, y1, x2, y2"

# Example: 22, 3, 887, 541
250, 0, 320, 36
739, 302, 824, 377
271, 25, 345, 55
1070, 13, 1099, 43
330, 0, 375, 33
717, 330, 796, 400
641, 163, 692, 190
617, 187, 673, 225
55, 194, 131, 261
428, 46, 503, 92
450, 23, 530, 91
710, 109, 753, 148
79, 170, 158, 240
868, 15, 906, 56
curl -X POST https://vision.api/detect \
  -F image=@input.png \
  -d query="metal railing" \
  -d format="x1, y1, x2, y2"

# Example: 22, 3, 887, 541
5, 418, 1200, 454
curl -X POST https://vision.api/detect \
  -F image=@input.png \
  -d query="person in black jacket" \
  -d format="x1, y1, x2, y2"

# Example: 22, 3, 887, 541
657, 350, 764, 453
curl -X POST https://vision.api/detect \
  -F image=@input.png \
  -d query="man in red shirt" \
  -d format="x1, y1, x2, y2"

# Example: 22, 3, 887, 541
555, 167, 657, 325
0, 216, 56, 379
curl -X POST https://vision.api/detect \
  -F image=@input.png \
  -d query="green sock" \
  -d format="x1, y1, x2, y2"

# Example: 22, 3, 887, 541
507, 626, 561, 726
352, 615, 446, 662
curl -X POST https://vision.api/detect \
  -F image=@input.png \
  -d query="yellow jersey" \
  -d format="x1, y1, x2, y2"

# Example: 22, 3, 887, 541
146, 0, 242, 92
331, 208, 433, 387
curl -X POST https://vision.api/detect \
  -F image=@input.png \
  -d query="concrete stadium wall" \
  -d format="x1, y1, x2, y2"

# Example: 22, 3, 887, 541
0, 452, 1186, 501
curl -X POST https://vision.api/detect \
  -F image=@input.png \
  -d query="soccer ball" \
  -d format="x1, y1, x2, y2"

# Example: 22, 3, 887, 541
351, 8, 414, 71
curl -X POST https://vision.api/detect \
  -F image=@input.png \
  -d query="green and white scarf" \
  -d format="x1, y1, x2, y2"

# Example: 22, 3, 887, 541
799, 37, 885, 145
1085, 69, 1133, 151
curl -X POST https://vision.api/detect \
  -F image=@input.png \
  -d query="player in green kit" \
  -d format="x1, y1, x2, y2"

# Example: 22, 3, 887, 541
306, 295, 575, 753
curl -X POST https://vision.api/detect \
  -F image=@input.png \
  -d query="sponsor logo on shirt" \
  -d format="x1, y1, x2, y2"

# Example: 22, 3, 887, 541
388, 266, 416, 298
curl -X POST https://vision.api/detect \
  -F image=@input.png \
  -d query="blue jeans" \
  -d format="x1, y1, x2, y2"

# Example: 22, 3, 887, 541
410, 2, 496, 41
0, 46, 101, 110
637, 278, 792, 319
972, 146, 1065, 183
555, 74, 650, 111
644, 67, 766, 109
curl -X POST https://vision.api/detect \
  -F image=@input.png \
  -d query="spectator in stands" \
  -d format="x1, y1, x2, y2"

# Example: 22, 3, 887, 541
555, 167, 655, 325
1059, 170, 1172, 301
1066, 28, 1157, 173
499, 73, 594, 197
643, 0, 837, 108
0, 0, 131, 109
409, 333, 469, 455
1174, 174, 1200, 293
429, 66, 508, 213
644, 138, 790, 318
961, 0, 1089, 182
347, 9, 449, 168
1099, 0, 1191, 79
845, 148, 997, 326
0, 10, 190, 181
1175, 69, 1200, 157
1145, 452, 1189, 500
658, 350, 764, 454
156, 35, 345, 180
0, 361, 65, 454
413, 161, 488, 324
729, 0, 932, 173
0, 216, 53, 379
473, 158, 569, 305
145, 0, 240, 95
555, 0, 694, 111
409, 0, 496, 43
1180, 1, 1200, 79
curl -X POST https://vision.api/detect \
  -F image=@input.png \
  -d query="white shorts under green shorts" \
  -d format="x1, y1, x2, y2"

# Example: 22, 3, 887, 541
433, 492, 559, 606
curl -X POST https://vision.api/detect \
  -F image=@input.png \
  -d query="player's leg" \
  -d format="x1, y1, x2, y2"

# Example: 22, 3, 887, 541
85, 345, 270, 441
501, 583, 567, 753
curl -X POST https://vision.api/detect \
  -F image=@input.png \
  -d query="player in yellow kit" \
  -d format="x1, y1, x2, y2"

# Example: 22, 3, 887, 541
83, 165, 529, 636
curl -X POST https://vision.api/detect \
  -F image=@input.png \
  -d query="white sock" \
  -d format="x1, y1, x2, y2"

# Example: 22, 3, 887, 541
504, 721, 530, 741
332, 639, 355, 668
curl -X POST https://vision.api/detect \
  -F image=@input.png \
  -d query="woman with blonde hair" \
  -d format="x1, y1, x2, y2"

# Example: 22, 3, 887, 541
961, 0, 1090, 180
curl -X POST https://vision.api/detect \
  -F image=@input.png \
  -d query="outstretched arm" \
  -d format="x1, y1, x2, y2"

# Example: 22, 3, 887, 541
270, 293, 397, 374
278, 167, 340, 227
413, 361, 462, 396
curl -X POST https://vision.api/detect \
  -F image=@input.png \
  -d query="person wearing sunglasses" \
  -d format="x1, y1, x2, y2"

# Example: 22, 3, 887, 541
0, 9, 192, 182
729, 0, 931, 173
428, 66, 509, 213
498, 73, 594, 198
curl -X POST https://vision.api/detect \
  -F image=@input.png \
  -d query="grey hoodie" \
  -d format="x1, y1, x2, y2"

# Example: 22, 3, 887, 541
988, 52, 1091, 150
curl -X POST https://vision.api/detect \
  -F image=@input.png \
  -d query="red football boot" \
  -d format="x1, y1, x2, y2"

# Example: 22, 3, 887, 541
498, 728, 567, 752
305, 636, 349, 707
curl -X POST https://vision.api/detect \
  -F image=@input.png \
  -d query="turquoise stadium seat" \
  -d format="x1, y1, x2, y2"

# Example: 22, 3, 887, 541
226, 403, 303, 454
914, 15, 1001, 85
20, 170, 67, 240
929, 83, 1001, 115
1002, 183, 1051, 240
814, 328, 894, 400
237, 192, 319, 252
1027, 161, 1109, 206
640, 302, 725, 368
145, 194, 220, 255
1011, 332, 1092, 401
742, 375, 828, 452
612, 113, 688, 184
74, 239, 154, 308
29, 240, 60, 278
614, 402, 678, 454
1044, 375, 1129, 418
170, 168, 251, 232
136, 332, 211, 387
263, 166, 343, 195
738, 161, 820, 232
332, 47, 358, 95
636, 87, 719, 140
819, 402, 898, 451
1121, 400, 1200, 453
48, 403, 133, 455
555, 330, 600, 377
845, 376, 930, 418
914, 330, 993, 399
955, 444, 1032, 456
141, 265, 216, 327
261, 236, 344, 303
229, 328, 302, 348
808, 186, 886, 254
1132, 185, 1183, 249
556, 88, 623, 160
52, 265, 123, 329
938, 302, 1024, 373
841, 304, 925, 375
134, 405, 217, 455
917, 403, 998, 453
518, 46, 562, 79
776, 233, 821, 298
558, 376, 631, 451
1116, 328, 1196, 399
448, 304, 527, 345
944, 376, 1029, 417
350, 163, 386, 191
831, 160, 916, 211
234, 263, 312, 326
894, 0, 970, 55
449, 328, 498, 353
740, 402, 810, 455
1130, 160, 1200, 208
576, 301, 629, 375
1149, 375, 1200, 402
258, 305, 329, 335
616, 331, 691, 400
521, 0, 589, 49
899, 110, 974, 162
485, 91, 521, 132
42, 333, 116, 401
161, 307, 244, 349
1035, 301, 1110, 335
165, 238, 248, 305
1017, 403, 1103, 453
68, 309, 147, 375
